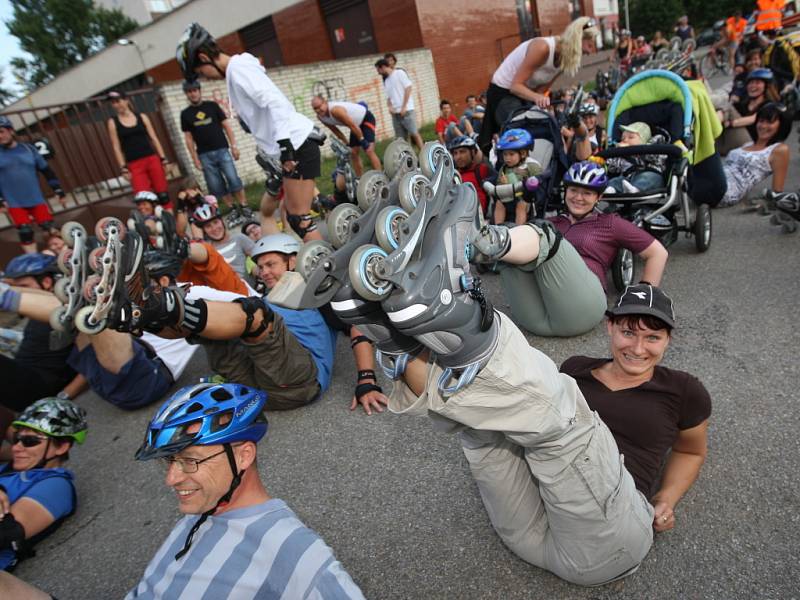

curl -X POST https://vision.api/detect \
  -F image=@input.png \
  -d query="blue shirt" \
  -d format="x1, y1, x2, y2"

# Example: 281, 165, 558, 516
0, 464, 76, 570
268, 301, 337, 392
126, 498, 365, 600
0, 143, 48, 208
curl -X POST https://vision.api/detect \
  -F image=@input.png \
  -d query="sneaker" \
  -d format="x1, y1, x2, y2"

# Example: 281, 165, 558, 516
622, 180, 641, 194
776, 191, 800, 221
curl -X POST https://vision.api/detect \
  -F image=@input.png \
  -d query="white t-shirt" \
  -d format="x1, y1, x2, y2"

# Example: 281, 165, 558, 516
383, 69, 415, 112
319, 101, 367, 127
141, 334, 197, 381
226, 53, 313, 154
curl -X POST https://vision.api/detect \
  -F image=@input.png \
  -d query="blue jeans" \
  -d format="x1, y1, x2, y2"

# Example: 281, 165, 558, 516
199, 148, 243, 199
608, 171, 665, 193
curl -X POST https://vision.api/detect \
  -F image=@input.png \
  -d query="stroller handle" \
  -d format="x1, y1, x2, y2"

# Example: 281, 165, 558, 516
599, 144, 683, 160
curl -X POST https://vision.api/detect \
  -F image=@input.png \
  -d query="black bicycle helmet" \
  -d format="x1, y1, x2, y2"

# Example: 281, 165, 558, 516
176, 23, 217, 82
143, 250, 184, 279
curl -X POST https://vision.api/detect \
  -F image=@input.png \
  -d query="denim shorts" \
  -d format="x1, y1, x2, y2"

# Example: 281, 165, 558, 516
199, 148, 244, 198
67, 339, 173, 410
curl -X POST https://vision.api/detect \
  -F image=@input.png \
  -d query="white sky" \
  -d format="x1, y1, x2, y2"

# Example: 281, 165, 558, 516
0, 0, 31, 95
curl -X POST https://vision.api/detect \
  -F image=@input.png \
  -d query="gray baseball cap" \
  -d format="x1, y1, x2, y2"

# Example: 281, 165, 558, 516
607, 284, 675, 328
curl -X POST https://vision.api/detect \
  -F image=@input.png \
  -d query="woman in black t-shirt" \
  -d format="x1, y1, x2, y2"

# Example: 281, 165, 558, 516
560, 284, 711, 534
106, 90, 172, 208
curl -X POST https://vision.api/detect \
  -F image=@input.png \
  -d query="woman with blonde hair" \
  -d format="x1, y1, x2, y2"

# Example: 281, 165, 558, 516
478, 16, 599, 152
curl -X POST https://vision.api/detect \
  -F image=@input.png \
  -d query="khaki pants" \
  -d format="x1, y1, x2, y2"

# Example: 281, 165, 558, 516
202, 312, 320, 410
389, 314, 653, 585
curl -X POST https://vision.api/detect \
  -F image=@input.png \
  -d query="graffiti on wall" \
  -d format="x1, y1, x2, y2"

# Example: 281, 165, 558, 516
310, 78, 347, 101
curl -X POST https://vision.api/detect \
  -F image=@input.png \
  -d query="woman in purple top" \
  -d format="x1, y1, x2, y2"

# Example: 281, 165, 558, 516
469, 161, 668, 337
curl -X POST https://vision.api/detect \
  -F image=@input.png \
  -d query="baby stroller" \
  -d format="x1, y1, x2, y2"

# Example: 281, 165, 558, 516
483, 104, 570, 219
600, 69, 721, 291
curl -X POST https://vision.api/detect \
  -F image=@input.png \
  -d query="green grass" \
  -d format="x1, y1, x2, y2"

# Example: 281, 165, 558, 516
243, 122, 438, 205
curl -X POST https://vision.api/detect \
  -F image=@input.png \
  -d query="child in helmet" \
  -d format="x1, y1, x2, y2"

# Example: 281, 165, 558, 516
494, 128, 542, 225
191, 202, 254, 278
0, 398, 87, 570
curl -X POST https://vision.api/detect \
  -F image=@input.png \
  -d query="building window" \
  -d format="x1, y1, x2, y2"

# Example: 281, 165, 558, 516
319, 0, 377, 60
240, 16, 283, 68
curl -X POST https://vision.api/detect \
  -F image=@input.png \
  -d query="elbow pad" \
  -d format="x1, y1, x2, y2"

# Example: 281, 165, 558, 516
0, 513, 26, 552
277, 139, 295, 163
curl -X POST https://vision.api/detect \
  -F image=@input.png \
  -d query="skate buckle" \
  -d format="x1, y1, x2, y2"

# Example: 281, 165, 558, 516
438, 362, 481, 396
376, 350, 410, 380
460, 275, 494, 332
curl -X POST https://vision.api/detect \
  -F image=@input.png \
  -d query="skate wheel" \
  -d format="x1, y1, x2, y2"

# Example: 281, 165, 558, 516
383, 139, 418, 179
327, 203, 363, 249
783, 221, 798, 233
155, 205, 164, 218
60, 222, 86, 249
57, 248, 74, 275
127, 218, 137, 231
54, 278, 71, 303
770, 213, 782, 226
82, 275, 101, 303
155, 237, 165, 249
296, 240, 334, 280
75, 305, 106, 335
398, 172, 431, 213
349, 244, 391, 301
88, 247, 106, 272
49, 305, 70, 332
95, 217, 125, 242
375, 206, 409, 252
419, 142, 453, 180
155, 221, 164, 234
356, 170, 390, 211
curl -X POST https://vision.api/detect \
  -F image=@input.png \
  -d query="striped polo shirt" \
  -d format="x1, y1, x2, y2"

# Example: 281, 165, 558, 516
126, 499, 364, 600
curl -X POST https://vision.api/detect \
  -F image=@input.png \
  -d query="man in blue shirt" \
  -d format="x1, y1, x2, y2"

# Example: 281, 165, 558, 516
0, 398, 87, 571
126, 382, 364, 599
0, 116, 66, 253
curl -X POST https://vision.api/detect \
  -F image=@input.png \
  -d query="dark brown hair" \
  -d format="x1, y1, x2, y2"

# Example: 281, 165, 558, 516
607, 313, 672, 334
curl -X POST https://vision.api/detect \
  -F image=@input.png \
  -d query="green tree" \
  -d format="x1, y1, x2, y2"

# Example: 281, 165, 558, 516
628, 0, 685, 39
7, 0, 139, 91
684, 0, 754, 30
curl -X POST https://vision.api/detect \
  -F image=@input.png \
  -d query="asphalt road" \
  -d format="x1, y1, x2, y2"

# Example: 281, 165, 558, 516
14, 80, 800, 600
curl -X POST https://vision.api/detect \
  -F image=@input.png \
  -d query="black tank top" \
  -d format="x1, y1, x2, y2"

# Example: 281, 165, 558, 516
113, 113, 154, 162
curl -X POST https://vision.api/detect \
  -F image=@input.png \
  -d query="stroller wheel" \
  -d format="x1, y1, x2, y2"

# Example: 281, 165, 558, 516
612, 248, 635, 292
694, 204, 712, 252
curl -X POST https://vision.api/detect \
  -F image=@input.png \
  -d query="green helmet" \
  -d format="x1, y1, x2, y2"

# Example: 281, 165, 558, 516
12, 398, 88, 444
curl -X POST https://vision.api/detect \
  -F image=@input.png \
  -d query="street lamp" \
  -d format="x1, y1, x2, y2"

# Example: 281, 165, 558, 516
118, 38, 152, 84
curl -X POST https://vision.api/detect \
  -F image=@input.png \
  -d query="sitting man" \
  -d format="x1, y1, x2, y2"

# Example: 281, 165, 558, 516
561, 284, 711, 533
448, 136, 495, 216
191, 202, 254, 279
124, 383, 365, 598
461, 94, 485, 135
0, 254, 78, 430
605, 122, 668, 194
311, 95, 381, 175
436, 99, 473, 145
252, 234, 389, 414
108, 239, 335, 412
0, 397, 87, 570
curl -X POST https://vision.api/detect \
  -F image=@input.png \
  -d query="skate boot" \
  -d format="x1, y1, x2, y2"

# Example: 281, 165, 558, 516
771, 190, 800, 233
329, 279, 423, 380
73, 218, 147, 334
349, 144, 500, 395
49, 222, 89, 333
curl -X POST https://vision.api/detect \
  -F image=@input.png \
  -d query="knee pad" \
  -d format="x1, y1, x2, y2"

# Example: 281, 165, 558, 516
233, 296, 274, 338
286, 212, 317, 238
157, 192, 170, 206
17, 224, 34, 244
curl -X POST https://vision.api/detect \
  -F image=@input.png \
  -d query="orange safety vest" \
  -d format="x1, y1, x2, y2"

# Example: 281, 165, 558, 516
756, 0, 784, 31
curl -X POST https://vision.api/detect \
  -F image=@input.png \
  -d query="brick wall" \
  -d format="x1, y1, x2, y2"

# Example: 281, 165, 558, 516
158, 47, 440, 190
273, 0, 335, 65
369, 0, 424, 52
414, 0, 521, 116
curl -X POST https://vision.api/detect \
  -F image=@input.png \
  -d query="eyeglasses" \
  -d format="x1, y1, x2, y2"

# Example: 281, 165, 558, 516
12, 433, 47, 448
160, 448, 227, 473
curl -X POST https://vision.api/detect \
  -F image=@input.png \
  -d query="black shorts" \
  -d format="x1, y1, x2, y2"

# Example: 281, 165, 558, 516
285, 138, 321, 180
348, 111, 377, 148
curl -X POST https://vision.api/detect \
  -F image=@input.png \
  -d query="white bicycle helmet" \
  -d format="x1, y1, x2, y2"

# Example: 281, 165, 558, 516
251, 233, 301, 259
134, 191, 159, 204
191, 203, 221, 225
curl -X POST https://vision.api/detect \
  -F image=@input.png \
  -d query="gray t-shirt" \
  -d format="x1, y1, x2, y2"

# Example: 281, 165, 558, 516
211, 232, 254, 276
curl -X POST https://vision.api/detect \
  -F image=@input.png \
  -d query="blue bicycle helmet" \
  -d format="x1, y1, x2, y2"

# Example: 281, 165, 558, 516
135, 383, 268, 461
563, 160, 608, 191
447, 135, 478, 152
747, 68, 774, 82
0, 115, 12, 129
3, 253, 58, 279
497, 128, 533, 150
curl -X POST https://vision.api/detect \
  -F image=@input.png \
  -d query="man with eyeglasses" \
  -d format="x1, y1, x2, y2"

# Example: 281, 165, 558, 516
0, 398, 87, 571
126, 382, 364, 599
